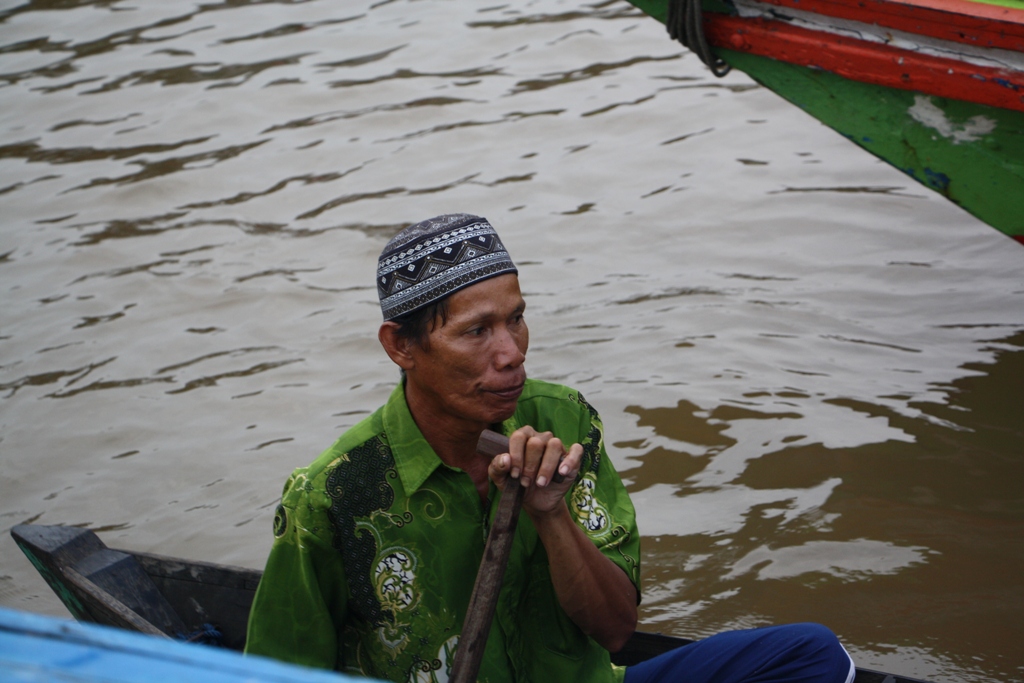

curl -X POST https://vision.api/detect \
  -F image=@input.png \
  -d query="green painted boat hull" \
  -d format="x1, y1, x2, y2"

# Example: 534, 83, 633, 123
724, 50, 1024, 240
629, 0, 1024, 243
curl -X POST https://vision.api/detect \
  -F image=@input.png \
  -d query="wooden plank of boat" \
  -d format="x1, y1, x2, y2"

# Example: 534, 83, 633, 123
624, 0, 1024, 244
0, 605, 373, 683
11, 523, 259, 651
12, 524, 932, 683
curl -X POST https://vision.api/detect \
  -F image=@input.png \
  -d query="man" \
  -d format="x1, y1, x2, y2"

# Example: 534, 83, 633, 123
246, 213, 854, 683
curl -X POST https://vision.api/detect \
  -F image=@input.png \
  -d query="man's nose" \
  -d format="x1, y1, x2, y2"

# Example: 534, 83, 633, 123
494, 326, 525, 368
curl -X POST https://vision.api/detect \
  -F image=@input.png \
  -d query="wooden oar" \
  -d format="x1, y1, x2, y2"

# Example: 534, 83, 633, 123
449, 429, 520, 683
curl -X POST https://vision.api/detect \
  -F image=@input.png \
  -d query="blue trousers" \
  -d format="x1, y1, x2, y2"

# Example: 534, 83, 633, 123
624, 623, 854, 683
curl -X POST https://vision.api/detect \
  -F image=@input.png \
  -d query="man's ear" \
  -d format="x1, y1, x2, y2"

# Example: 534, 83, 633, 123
379, 322, 416, 372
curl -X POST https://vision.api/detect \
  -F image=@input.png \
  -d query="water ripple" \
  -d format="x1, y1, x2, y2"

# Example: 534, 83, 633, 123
614, 287, 724, 305
179, 169, 360, 209
155, 347, 282, 374
0, 357, 115, 398
296, 173, 480, 220
465, 3, 640, 28
218, 15, 363, 44
327, 66, 504, 89
166, 359, 303, 394
315, 44, 405, 69
70, 259, 181, 283
0, 136, 212, 164
262, 97, 477, 133
70, 215, 378, 246
82, 54, 312, 92
508, 55, 679, 95
67, 140, 269, 191
47, 375, 174, 399
378, 108, 564, 143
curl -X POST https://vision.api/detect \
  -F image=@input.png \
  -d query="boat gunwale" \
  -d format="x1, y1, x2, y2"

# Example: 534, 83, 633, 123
745, 0, 1024, 54
11, 523, 938, 683
704, 13, 1024, 112
756, 0, 1024, 37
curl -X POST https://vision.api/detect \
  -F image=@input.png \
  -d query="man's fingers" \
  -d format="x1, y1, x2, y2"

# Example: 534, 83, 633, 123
505, 427, 582, 491
518, 434, 545, 487
553, 444, 583, 482
532, 436, 565, 488
492, 452, 511, 472
488, 452, 511, 483
550, 457, 566, 484
507, 428, 534, 480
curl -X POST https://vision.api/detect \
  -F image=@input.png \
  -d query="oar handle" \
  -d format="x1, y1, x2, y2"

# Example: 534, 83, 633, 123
476, 429, 565, 483
475, 429, 511, 459
449, 430, 521, 683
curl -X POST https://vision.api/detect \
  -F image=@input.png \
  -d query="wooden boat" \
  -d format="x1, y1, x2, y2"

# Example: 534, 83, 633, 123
0, 605, 366, 683
625, 0, 1024, 244
12, 523, 931, 683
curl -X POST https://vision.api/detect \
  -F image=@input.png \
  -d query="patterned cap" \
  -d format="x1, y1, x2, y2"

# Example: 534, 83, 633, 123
377, 214, 518, 321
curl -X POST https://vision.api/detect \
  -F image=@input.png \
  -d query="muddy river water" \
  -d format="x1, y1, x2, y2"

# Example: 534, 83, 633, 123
1, 1, 1023, 681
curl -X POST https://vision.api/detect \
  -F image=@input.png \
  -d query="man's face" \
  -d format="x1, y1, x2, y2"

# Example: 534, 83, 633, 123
405, 273, 529, 429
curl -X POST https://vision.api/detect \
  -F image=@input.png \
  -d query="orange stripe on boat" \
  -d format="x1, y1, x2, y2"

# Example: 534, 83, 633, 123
754, 0, 1024, 52
707, 15, 1024, 113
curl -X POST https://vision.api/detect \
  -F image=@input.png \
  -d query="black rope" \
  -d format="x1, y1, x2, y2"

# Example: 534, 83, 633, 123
666, 0, 731, 77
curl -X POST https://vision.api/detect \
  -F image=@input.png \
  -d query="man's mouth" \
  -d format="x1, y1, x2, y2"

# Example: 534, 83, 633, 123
488, 383, 524, 400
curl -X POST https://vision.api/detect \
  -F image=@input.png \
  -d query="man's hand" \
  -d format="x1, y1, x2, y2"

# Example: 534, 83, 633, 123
484, 425, 637, 652
487, 426, 583, 516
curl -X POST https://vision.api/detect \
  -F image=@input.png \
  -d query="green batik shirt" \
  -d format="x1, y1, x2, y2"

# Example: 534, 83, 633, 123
245, 378, 641, 683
